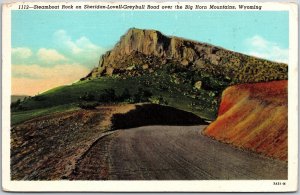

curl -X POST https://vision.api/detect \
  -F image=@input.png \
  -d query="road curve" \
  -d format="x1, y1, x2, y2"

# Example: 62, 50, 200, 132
70, 125, 287, 180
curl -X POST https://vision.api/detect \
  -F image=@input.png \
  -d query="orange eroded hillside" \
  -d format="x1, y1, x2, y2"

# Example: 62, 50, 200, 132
203, 80, 287, 161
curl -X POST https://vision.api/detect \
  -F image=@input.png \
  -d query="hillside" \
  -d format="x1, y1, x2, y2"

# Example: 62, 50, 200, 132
11, 73, 220, 124
11, 28, 288, 124
203, 80, 287, 161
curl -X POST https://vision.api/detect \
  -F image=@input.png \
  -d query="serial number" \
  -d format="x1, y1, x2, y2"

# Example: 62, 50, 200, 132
18, 5, 29, 9
273, 182, 286, 185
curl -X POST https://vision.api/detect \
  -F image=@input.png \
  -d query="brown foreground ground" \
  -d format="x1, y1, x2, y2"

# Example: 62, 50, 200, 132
11, 104, 287, 180
11, 104, 135, 180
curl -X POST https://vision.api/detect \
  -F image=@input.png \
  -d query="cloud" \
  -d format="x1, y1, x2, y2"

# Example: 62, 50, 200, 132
244, 35, 288, 64
12, 63, 90, 95
12, 47, 68, 66
54, 30, 82, 54
12, 64, 43, 79
12, 47, 33, 64
12, 47, 33, 59
11, 30, 107, 95
37, 48, 68, 63
53, 30, 106, 68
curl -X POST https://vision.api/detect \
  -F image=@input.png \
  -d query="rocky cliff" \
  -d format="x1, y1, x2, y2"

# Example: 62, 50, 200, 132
86, 28, 287, 84
203, 80, 287, 161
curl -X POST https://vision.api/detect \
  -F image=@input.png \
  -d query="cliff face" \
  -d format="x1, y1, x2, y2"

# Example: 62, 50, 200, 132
203, 80, 288, 161
86, 28, 287, 84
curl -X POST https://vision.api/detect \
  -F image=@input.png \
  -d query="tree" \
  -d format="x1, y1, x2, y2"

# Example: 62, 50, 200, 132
119, 88, 131, 101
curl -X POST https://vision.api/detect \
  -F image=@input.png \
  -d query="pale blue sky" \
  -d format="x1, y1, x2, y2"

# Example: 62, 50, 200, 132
11, 11, 289, 95
12, 11, 288, 51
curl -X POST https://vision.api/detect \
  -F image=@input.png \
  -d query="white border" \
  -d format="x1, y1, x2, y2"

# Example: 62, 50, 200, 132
2, 1, 297, 11
2, 1, 298, 192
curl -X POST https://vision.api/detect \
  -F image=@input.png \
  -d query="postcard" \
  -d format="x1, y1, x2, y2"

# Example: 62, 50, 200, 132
2, 1, 298, 192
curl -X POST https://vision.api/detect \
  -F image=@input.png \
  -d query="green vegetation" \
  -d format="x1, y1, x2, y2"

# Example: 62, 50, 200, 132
11, 104, 79, 125
192, 50, 288, 84
77, 102, 99, 110
13, 43, 288, 124
11, 63, 226, 123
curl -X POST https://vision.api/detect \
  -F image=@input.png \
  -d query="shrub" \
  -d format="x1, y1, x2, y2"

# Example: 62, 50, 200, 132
98, 88, 117, 102
11, 98, 30, 111
79, 92, 95, 101
149, 96, 168, 105
11, 99, 21, 109
78, 102, 99, 110
133, 88, 152, 102
119, 88, 131, 101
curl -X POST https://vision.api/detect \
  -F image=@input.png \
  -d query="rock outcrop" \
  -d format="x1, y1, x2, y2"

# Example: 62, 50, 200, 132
203, 80, 288, 161
86, 28, 287, 84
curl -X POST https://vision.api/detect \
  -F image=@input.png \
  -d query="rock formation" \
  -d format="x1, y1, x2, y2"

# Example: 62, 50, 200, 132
85, 28, 287, 84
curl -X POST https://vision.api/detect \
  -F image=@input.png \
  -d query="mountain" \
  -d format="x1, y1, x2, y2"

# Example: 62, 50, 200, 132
10, 29, 288, 181
203, 80, 287, 161
12, 28, 288, 123
85, 28, 287, 84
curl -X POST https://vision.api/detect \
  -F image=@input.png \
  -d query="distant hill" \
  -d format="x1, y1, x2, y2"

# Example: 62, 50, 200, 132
203, 80, 287, 161
11, 95, 29, 103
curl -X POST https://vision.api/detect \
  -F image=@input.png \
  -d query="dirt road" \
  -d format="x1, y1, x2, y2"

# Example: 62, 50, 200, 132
70, 125, 287, 180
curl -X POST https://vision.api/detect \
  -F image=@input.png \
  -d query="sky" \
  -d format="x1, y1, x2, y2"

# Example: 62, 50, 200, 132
12, 11, 289, 95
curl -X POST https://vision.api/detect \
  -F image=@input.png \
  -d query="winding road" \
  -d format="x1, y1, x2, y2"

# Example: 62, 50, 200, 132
70, 125, 287, 180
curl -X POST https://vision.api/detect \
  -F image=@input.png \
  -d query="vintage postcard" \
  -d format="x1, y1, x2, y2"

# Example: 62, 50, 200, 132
2, 1, 298, 192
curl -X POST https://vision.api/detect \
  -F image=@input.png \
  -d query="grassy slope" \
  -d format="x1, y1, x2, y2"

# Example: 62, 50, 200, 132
11, 69, 221, 124
11, 104, 79, 125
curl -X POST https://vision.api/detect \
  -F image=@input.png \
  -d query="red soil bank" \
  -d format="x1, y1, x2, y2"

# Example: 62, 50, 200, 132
203, 80, 288, 161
